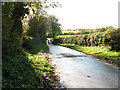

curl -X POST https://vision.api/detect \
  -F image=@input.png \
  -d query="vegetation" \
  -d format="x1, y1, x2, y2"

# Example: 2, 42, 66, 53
59, 44, 120, 67
48, 15, 62, 39
56, 35, 78, 38
3, 37, 61, 88
2, 1, 63, 89
22, 36, 48, 54
2, 1, 120, 88
54, 27, 120, 67
2, 2, 29, 58
55, 28, 120, 52
61, 26, 113, 35
2, 1, 61, 58
27, 15, 61, 39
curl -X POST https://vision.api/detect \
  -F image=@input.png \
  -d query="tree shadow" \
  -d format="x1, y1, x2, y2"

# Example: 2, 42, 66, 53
22, 37, 48, 54
2, 54, 62, 89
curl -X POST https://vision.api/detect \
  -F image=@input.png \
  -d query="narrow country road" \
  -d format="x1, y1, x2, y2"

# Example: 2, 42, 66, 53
47, 39, 120, 88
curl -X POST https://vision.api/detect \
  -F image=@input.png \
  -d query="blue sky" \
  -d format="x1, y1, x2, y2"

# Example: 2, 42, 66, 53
48, 0, 119, 29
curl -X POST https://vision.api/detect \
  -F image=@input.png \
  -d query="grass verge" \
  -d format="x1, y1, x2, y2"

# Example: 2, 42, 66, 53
59, 44, 120, 67
2, 37, 63, 89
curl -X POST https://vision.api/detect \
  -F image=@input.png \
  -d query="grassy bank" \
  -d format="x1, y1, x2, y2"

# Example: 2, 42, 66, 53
2, 36, 62, 89
59, 44, 120, 67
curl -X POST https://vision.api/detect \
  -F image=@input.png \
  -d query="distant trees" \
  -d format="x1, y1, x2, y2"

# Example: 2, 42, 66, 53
28, 16, 49, 38
26, 15, 61, 39
99, 28, 105, 32
48, 15, 62, 38
61, 26, 115, 35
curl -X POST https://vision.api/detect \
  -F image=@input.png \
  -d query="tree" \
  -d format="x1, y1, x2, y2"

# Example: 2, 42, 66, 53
109, 28, 120, 51
99, 28, 105, 32
28, 15, 49, 38
49, 15, 62, 38
105, 26, 114, 31
22, 1, 61, 38
2, 2, 29, 58
27, 15, 62, 39
2, 1, 61, 58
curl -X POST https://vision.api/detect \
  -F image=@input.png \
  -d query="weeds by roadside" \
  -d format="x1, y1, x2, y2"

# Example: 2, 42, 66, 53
2, 36, 64, 89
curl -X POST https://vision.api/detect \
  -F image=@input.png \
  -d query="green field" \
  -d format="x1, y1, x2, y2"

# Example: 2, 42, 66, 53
56, 35, 78, 38
62, 30, 80, 34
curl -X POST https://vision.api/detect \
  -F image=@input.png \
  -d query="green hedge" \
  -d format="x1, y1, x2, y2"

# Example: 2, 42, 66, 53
54, 28, 120, 51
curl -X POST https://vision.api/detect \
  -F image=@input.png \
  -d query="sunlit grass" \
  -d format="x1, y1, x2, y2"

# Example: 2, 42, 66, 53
60, 44, 120, 57
59, 44, 120, 66
3, 37, 61, 88
3, 52, 59, 88
56, 35, 78, 38
62, 30, 80, 34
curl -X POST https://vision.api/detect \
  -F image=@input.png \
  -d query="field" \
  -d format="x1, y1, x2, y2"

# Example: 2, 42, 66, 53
56, 35, 78, 38
57, 28, 107, 38
62, 30, 80, 34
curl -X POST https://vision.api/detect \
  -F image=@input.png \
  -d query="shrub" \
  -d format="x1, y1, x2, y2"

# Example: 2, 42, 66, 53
109, 29, 120, 51
54, 28, 120, 51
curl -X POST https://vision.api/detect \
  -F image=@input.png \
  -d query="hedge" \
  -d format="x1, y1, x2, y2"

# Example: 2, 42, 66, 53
54, 28, 120, 51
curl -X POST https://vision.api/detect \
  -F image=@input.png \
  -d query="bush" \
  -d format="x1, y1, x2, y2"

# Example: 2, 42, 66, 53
109, 29, 120, 51
22, 36, 48, 54
22, 36, 34, 50
54, 28, 120, 51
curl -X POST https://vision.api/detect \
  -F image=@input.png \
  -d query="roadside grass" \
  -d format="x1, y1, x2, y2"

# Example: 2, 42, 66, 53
56, 35, 78, 39
2, 36, 62, 88
59, 44, 120, 66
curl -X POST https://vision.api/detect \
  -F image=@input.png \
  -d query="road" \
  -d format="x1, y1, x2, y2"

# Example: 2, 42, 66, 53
47, 39, 119, 88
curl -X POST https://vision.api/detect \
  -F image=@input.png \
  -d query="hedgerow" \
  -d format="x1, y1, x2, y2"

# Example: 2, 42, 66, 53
54, 28, 120, 51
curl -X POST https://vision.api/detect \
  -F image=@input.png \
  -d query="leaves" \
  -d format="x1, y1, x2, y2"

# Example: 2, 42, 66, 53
56, 28, 120, 51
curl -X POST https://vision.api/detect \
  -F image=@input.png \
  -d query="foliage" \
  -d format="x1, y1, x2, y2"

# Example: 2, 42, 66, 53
109, 28, 120, 51
2, 53, 61, 88
22, 36, 48, 54
27, 15, 62, 39
48, 15, 62, 38
2, 1, 61, 59
27, 1, 61, 17
55, 28, 120, 51
2, 2, 29, 58
61, 26, 114, 35
2, 1, 62, 88
27, 16, 49, 38
3, 36, 62, 88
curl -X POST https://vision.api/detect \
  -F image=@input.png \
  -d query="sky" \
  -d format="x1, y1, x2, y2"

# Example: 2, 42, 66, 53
48, 0, 120, 30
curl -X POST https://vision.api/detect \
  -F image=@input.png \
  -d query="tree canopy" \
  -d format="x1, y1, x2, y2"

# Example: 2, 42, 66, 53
2, 1, 61, 58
